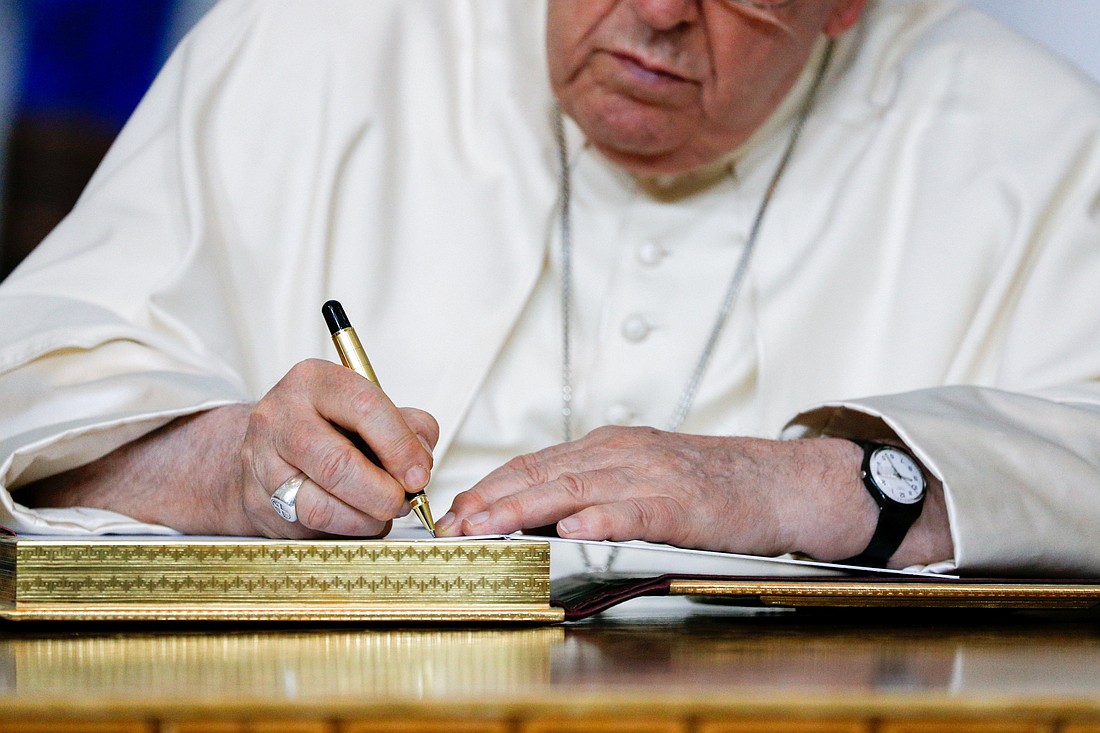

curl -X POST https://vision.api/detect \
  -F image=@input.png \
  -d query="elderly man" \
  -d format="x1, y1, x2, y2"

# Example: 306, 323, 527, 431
1, 0, 1099, 575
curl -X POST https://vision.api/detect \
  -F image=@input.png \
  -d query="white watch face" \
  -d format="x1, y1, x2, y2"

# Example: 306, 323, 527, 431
868, 447, 925, 505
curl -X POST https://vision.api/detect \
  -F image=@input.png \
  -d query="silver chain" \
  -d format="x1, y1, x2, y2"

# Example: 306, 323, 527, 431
555, 40, 833, 444
555, 110, 576, 442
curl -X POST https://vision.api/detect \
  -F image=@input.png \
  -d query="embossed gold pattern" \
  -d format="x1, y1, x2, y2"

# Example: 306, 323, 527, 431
0, 538, 556, 622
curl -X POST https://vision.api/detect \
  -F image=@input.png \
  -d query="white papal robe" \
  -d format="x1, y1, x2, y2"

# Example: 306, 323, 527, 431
1, 0, 1100, 575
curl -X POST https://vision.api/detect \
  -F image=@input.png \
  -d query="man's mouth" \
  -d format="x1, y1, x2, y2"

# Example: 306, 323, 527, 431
606, 50, 694, 86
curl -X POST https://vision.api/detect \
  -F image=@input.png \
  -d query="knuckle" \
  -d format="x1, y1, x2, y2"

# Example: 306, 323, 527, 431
589, 422, 633, 440
246, 400, 278, 438
382, 486, 408, 517
347, 477, 406, 521
348, 383, 385, 420
494, 492, 528, 519
379, 431, 428, 467
623, 496, 682, 541
577, 507, 613, 539
403, 408, 440, 445
313, 442, 361, 488
249, 385, 310, 450
585, 424, 655, 451
625, 496, 661, 528
277, 359, 322, 394
448, 492, 482, 516
585, 424, 622, 444
287, 358, 325, 380
508, 452, 551, 487
300, 495, 338, 532
554, 472, 591, 501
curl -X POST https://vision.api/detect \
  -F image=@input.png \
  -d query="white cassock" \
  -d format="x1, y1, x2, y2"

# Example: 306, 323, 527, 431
1, 0, 1099, 575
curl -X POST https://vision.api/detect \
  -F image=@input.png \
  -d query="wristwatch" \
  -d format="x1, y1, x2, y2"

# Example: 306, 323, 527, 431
842, 441, 927, 568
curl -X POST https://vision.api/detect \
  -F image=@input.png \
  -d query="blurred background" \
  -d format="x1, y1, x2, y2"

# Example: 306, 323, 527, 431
0, 0, 216, 278
0, 0, 1098, 281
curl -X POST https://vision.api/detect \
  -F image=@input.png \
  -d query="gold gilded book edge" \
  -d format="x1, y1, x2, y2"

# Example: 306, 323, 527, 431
1, 538, 550, 608
0, 602, 565, 622
669, 579, 1100, 609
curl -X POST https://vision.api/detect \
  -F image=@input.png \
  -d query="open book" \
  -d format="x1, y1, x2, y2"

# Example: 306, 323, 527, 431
3, 529, 1097, 622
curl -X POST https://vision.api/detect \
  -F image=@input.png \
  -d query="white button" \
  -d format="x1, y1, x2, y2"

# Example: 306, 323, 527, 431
621, 315, 651, 342
637, 242, 667, 267
604, 404, 635, 425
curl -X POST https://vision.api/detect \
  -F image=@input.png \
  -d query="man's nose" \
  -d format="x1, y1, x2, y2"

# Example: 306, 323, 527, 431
630, 0, 700, 31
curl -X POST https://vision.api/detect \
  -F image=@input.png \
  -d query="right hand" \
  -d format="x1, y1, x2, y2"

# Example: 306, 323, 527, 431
17, 359, 437, 537
241, 359, 438, 538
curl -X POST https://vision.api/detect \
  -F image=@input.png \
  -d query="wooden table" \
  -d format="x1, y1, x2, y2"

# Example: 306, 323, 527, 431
1, 597, 1098, 733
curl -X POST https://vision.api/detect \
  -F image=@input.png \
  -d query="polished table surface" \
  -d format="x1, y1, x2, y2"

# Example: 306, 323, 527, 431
1, 597, 1099, 732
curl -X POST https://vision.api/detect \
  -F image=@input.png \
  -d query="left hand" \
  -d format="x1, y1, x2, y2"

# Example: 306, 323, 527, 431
435, 425, 884, 561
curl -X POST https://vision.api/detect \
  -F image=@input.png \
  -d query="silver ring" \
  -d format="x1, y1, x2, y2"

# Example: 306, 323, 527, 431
271, 473, 306, 523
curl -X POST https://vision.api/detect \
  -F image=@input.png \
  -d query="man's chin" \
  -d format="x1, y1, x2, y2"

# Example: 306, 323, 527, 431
564, 99, 718, 175
587, 132, 726, 176
571, 116, 691, 174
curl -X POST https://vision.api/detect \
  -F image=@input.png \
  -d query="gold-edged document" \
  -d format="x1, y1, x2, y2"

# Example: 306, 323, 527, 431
0, 535, 561, 622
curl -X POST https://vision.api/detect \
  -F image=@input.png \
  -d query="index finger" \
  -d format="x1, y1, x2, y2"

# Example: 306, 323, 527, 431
441, 446, 572, 529
263, 360, 427, 521
307, 362, 434, 495
452, 470, 605, 537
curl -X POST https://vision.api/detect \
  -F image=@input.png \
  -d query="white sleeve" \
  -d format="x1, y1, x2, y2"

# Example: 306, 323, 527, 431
0, 2, 265, 533
785, 384, 1100, 576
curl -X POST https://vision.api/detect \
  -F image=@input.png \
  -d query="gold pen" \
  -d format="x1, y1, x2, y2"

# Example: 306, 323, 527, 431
322, 299, 436, 536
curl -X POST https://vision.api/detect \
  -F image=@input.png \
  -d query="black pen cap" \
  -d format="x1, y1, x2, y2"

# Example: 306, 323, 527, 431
322, 300, 352, 335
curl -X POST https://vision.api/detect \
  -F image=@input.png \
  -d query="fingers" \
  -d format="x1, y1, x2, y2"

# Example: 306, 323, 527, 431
243, 359, 438, 537
441, 468, 686, 545
400, 407, 441, 452
444, 470, 601, 536
435, 427, 732, 548
252, 469, 394, 538
302, 363, 435, 495
434, 453, 554, 535
290, 474, 393, 536
557, 496, 685, 543
437, 427, 645, 536
439, 441, 599, 528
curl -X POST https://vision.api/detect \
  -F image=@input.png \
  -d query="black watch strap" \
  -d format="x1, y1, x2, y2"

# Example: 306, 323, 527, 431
842, 503, 920, 568
840, 441, 926, 568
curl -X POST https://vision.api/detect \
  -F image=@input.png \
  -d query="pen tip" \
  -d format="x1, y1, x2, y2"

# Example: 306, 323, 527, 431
322, 300, 351, 335
409, 493, 436, 537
